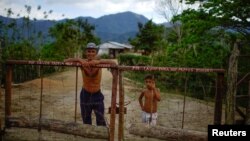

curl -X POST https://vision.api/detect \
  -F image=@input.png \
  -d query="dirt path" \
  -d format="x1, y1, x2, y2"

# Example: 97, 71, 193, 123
0, 67, 219, 140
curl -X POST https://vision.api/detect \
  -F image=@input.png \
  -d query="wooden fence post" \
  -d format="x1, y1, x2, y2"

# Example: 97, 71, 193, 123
5, 65, 12, 127
109, 69, 118, 141
214, 73, 224, 124
118, 70, 124, 141
246, 81, 250, 124
225, 42, 239, 124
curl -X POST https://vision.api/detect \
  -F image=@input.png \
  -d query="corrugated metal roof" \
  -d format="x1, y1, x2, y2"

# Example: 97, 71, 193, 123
98, 41, 133, 49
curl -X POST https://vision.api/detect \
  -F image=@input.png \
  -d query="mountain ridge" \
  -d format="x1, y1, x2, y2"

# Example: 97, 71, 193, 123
0, 11, 167, 43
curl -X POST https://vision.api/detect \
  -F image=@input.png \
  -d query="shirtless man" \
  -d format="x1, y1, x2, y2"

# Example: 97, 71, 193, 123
139, 75, 161, 126
64, 42, 116, 126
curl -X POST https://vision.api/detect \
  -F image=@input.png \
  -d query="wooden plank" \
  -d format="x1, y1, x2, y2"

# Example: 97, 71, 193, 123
7, 116, 109, 139
236, 106, 246, 119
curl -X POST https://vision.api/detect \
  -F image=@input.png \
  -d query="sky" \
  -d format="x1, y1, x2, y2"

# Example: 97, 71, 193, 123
0, 0, 173, 24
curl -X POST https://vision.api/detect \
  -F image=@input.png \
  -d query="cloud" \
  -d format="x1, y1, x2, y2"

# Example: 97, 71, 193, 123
44, 0, 97, 5
0, 0, 66, 20
43, 0, 154, 14
71, 0, 156, 18
44, 0, 152, 5
0, 0, 166, 23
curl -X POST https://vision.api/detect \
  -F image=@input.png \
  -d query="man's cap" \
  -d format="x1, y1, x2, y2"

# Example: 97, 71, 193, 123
86, 42, 98, 49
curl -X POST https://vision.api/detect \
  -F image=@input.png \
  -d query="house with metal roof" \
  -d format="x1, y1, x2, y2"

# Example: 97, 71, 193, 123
98, 41, 133, 58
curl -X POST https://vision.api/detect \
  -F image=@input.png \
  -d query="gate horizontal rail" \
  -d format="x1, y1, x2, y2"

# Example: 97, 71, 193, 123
6, 60, 225, 73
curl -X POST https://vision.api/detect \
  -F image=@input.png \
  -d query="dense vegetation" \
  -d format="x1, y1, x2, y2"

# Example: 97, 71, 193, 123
125, 0, 250, 102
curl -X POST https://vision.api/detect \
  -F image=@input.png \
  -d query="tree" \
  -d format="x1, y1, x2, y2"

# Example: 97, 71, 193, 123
156, 0, 189, 44
129, 20, 165, 55
177, 0, 250, 124
47, 19, 100, 59
184, 0, 250, 40
76, 18, 100, 57
0, 5, 56, 83
0, 37, 3, 86
2, 40, 38, 83
40, 43, 64, 61
48, 19, 79, 59
165, 8, 230, 69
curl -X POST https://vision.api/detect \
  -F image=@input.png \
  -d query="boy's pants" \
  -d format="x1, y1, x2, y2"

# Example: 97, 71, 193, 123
141, 111, 158, 126
80, 89, 106, 126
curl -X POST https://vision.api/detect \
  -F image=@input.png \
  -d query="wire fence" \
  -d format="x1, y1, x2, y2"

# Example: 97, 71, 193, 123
1, 60, 227, 141
122, 71, 220, 134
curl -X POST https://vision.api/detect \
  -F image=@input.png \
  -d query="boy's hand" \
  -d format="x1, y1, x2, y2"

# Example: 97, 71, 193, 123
150, 83, 156, 90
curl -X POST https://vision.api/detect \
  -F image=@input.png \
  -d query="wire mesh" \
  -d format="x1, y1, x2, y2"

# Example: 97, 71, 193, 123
1, 61, 228, 141
123, 71, 221, 134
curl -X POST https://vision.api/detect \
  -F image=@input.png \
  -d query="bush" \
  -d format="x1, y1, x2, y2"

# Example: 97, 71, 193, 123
118, 54, 150, 66
99, 54, 110, 59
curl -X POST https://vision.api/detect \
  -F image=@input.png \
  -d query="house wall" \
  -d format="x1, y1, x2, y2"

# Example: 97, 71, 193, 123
98, 48, 109, 56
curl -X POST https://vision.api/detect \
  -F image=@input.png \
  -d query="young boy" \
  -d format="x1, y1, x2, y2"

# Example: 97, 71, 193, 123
64, 42, 116, 126
138, 75, 161, 126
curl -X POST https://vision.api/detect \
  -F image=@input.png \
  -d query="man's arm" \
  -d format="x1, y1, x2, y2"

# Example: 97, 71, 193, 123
64, 58, 94, 76
99, 59, 117, 65
87, 59, 117, 75
138, 92, 144, 111
85, 59, 116, 66
64, 58, 85, 63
